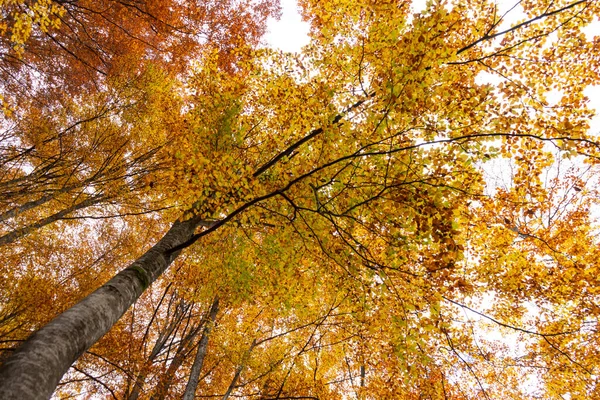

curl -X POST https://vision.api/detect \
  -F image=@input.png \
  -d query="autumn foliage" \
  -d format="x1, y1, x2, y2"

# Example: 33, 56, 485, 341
1, 0, 600, 398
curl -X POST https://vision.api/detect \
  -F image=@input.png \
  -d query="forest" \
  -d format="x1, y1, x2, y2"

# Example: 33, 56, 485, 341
1, 0, 600, 398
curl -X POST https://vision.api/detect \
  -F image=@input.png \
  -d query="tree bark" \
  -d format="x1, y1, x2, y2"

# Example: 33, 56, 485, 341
182, 296, 219, 400
0, 195, 105, 247
0, 214, 204, 400
127, 295, 190, 400
150, 314, 204, 400
222, 339, 256, 400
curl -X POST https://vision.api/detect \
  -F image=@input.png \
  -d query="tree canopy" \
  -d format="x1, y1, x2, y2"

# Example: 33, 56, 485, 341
1, 0, 600, 399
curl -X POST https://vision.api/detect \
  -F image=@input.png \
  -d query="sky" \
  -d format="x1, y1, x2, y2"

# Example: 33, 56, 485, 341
265, 0, 310, 52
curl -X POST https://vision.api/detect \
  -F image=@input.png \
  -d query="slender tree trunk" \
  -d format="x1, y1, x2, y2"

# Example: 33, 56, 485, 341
0, 214, 204, 400
359, 364, 365, 400
0, 195, 105, 246
182, 296, 219, 400
0, 193, 56, 223
150, 321, 203, 400
126, 367, 149, 400
360, 364, 365, 387
127, 298, 188, 400
222, 339, 256, 400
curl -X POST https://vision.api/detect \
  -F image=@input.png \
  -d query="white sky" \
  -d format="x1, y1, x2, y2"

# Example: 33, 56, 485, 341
265, 0, 310, 52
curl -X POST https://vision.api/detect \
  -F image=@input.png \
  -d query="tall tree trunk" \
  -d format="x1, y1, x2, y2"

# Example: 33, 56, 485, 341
0, 192, 57, 223
0, 214, 204, 400
182, 296, 219, 400
127, 295, 190, 400
0, 195, 105, 246
150, 320, 203, 400
222, 339, 256, 400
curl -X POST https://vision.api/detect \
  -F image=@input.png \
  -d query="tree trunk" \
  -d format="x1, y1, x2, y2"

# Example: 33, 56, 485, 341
150, 320, 203, 400
182, 296, 219, 400
222, 339, 256, 400
0, 195, 105, 247
0, 214, 204, 400
127, 296, 189, 400
0, 192, 56, 223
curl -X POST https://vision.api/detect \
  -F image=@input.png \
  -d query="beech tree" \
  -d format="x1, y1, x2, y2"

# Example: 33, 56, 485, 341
2, 0, 600, 399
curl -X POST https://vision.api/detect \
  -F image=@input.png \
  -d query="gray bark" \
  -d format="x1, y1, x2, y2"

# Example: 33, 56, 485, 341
222, 339, 256, 400
182, 296, 219, 400
149, 321, 202, 400
360, 365, 365, 387
0, 195, 105, 247
127, 297, 189, 400
0, 193, 56, 223
0, 214, 204, 400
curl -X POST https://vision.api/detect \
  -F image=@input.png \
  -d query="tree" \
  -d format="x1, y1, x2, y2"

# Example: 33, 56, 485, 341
0, 0, 279, 380
0, 0, 279, 244
2, 0, 600, 398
